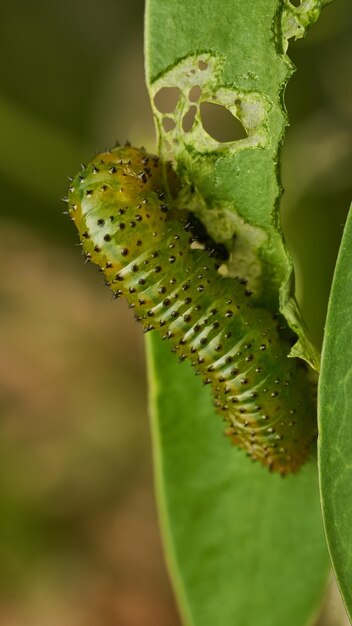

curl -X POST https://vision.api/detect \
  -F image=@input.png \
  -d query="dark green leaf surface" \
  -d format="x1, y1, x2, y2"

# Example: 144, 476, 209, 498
146, 0, 329, 368
319, 204, 352, 622
145, 1, 333, 624
148, 335, 328, 626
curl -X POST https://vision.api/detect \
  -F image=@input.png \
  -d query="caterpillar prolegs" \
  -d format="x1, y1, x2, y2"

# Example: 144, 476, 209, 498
68, 145, 317, 475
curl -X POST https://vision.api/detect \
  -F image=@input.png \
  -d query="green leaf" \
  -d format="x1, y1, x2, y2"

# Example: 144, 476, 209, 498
281, 0, 335, 48
319, 204, 352, 622
145, 1, 334, 624
145, 0, 329, 370
147, 335, 328, 626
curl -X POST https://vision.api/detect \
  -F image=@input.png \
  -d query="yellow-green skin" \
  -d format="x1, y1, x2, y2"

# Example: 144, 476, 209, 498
68, 145, 317, 475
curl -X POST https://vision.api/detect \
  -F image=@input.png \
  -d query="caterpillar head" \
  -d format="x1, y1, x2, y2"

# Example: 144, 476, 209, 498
68, 146, 173, 278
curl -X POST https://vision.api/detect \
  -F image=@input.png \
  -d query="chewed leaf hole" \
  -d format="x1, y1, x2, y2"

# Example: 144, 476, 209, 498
200, 102, 248, 143
154, 87, 180, 113
162, 117, 176, 132
189, 85, 202, 102
182, 106, 197, 133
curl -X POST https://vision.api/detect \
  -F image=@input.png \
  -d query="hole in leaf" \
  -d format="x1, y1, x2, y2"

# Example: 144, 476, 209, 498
199, 102, 248, 142
189, 85, 202, 102
182, 106, 197, 133
290, 0, 301, 5
198, 60, 208, 71
154, 87, 180, 113
162, 117, 176, 132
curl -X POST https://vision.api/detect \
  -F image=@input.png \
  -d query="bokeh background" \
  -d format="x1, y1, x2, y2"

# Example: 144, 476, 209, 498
0, 1, 351, 624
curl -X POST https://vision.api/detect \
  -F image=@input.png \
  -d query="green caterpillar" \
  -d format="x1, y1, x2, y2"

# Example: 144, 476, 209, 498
67, 145, 317, 475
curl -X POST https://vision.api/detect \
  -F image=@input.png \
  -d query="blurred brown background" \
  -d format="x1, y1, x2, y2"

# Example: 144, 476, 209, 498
0, 1, 351, 624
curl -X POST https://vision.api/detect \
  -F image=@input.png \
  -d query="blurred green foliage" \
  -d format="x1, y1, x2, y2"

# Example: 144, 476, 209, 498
282, 0, 352, 347
0, 0, 154, 240
0, 0, 351, 624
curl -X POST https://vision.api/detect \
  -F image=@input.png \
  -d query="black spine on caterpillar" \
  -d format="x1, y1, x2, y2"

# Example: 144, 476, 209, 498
68, 145, 317, 475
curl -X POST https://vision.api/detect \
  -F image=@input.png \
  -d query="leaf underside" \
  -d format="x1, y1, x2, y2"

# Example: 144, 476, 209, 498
148, 337, 328, 626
